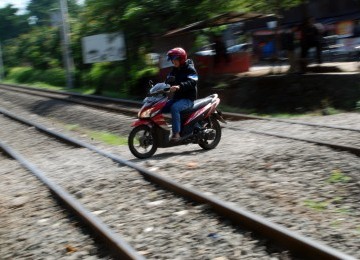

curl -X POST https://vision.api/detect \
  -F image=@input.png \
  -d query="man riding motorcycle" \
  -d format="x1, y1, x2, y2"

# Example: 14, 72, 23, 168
162, 47, 198, 142
127, 47, 225, 159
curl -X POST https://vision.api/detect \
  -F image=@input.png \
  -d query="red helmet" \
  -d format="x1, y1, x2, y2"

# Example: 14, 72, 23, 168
167, 47, 187, 64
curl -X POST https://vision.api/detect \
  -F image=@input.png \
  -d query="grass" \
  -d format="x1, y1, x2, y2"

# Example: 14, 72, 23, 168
327, 169, 351, 183
64, 124, 127, 146
302, 170, 353, 212
89, 131, 127, 145
303, 199, 329, 211
64, 124, 80, 131
356, 100, 360, 111
330, 219, 343, 227
335, 208, 352, 214
304, 197, 354, 214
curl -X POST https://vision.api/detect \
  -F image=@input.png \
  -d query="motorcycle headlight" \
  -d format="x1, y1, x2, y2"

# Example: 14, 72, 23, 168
139, 108, 153, 118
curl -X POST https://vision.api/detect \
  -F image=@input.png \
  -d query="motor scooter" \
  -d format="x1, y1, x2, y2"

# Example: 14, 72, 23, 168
128, 79, 226, 159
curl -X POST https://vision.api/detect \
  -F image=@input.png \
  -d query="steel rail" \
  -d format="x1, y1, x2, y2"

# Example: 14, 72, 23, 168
0, 140, 145, 260
1, 84, 359, 157
0, 83, 141, 107
227, 126, 360, 156
1, 83, 360, 132
223, 112, 360, 131
0, 106, 356, 260
2, 84, 358, 156
0, 83, 139, 115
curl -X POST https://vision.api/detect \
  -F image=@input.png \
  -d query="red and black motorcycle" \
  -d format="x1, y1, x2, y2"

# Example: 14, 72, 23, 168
128, 80, 226, 159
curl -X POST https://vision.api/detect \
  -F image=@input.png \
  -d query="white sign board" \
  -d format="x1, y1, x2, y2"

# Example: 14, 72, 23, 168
82, 32, 126, 63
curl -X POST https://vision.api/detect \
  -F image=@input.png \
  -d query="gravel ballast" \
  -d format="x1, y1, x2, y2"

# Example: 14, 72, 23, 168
0, 88, 359, 259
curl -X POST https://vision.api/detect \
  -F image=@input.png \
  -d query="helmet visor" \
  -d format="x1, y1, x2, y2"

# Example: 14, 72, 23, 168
167, 55, 179, 62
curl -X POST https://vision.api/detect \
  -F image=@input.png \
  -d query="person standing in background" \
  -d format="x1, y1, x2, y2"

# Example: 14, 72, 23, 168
281, 25, 298, 73
299, 17, 323, 72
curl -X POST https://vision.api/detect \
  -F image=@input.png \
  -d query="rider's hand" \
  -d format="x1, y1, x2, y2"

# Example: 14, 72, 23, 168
170, 85, 180, 92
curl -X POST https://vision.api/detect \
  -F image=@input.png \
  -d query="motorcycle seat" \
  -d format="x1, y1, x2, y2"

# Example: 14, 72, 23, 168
182, 94, 217, 113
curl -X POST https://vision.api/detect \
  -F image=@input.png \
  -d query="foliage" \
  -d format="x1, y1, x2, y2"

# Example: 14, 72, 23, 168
0, 5, 30, 41
27, 0, 58, 26
6, 67, 34, 83
7, 67, 65, 86
130, 66, 159, 87
26, 0, 80, 26
79, 0, 250, 60
85, 62, 126, 93
356, 100, 360, 111
40, 68, 66, 86
3, 26, 62, 70
127, 65, 159, 97
1, 0, 307, 95
242, 0, 306, 14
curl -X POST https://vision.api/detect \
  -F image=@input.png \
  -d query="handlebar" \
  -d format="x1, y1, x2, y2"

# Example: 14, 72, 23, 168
148, 87, 171, 96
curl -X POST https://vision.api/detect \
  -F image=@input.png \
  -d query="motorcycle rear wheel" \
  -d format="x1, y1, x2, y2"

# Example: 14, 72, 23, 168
128, 125, 157, 159
198, 117, 221, 150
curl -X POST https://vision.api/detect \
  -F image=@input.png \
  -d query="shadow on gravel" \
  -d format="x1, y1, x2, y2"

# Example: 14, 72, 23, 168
128, 148, 208, 163
29, 99, 75, 117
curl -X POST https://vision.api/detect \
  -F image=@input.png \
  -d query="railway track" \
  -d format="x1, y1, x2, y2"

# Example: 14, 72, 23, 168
1, 83, 360, 258
0, 107, 356, 259
1, 83, 359, 157
0, 143, 141, 259
0, 154, 117, 259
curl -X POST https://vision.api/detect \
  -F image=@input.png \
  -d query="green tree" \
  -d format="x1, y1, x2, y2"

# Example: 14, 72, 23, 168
0, 5, 30, 41
4, 26, 62, 69
26, 0, 58, 26
75, 0, 245, 94
2, 0, 308, 92
242, 0, 305, 13
79, 0, 247, 59
26, 0, 81, 26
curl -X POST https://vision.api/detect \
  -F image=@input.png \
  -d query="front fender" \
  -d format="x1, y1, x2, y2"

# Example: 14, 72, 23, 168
131, 119, 152, 127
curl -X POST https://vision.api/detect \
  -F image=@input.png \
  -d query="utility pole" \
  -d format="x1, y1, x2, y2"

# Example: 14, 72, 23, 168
60, 0, 75, 88
0, 41, 4, 81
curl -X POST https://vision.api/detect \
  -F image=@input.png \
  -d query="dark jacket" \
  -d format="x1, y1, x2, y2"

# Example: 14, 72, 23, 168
167, 59, 198, 101
300, 22, 321, 47
281, 31, 295, 51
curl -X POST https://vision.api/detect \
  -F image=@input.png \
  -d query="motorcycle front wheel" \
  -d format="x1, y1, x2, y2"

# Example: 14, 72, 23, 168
128, 125, 157, 159
198, 117, 222, 150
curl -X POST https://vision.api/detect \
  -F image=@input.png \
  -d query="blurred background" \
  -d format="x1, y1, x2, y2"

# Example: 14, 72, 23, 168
0, 0, 359, 99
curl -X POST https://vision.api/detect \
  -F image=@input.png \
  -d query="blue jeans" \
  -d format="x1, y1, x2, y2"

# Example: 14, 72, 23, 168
162, 99, 194, 134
